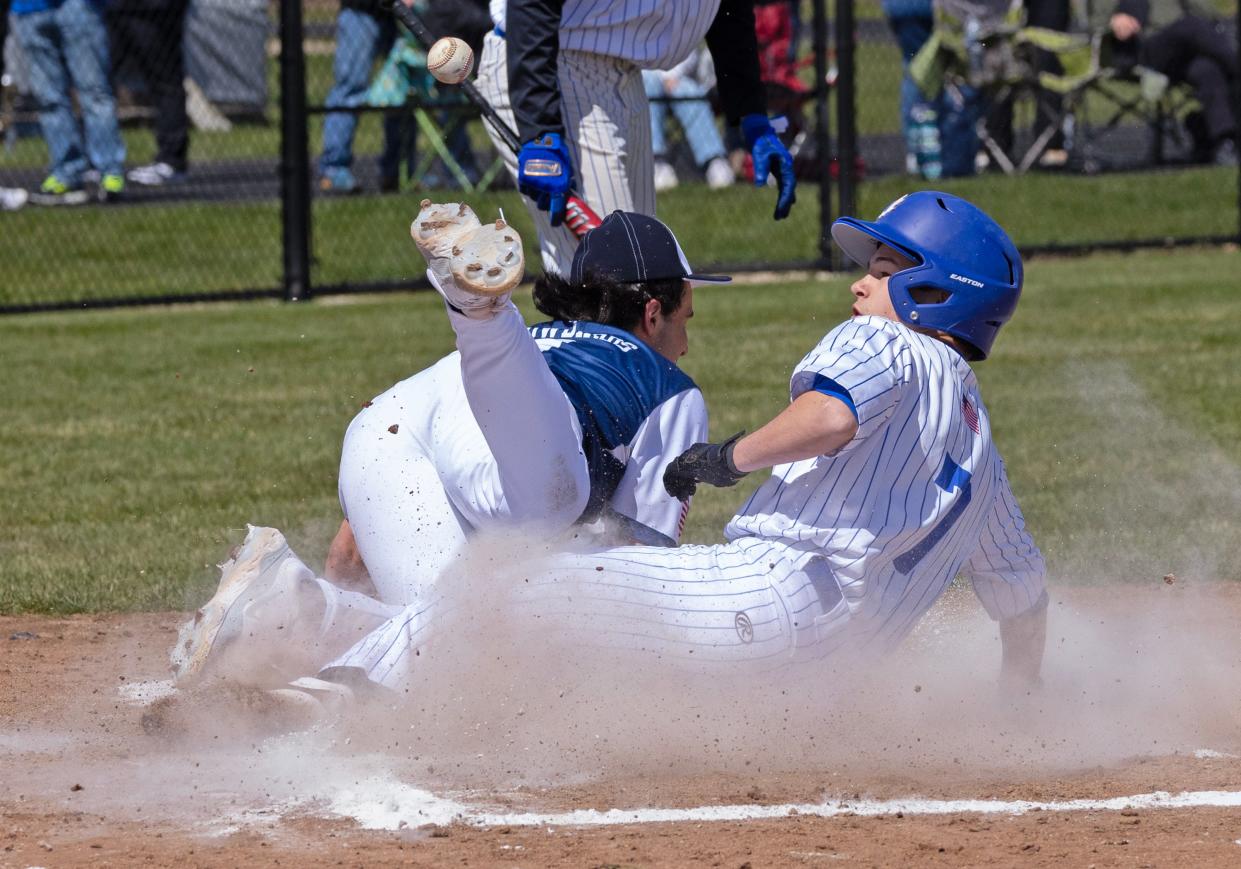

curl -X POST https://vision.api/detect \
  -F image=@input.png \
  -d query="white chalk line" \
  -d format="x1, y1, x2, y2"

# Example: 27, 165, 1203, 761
328, 779, 1241, 831
107, 689, 1241, 833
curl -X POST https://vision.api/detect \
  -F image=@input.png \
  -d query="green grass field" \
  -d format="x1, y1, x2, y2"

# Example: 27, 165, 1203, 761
2, 245, 1239, 613
2, 167, 1237, 307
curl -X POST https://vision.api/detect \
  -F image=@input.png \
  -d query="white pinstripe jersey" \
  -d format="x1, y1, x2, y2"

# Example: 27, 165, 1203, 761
491, 0, 722, 69
726, 316, 1046, 650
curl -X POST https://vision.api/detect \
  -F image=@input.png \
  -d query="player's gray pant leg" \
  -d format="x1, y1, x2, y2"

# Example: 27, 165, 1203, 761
446, 302, 589, 528
475, 33, 653, 275
328, 539, 854, 690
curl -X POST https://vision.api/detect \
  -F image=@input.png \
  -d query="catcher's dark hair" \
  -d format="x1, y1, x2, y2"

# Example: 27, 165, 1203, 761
532, 272, 686, 332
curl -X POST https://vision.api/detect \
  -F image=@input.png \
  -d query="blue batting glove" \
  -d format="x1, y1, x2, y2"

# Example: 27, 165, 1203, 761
518, 132, 574, 227
741, 114, 797, 220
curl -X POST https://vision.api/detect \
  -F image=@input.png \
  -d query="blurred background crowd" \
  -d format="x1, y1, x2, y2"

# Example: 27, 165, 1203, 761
0, 0, 1237, 306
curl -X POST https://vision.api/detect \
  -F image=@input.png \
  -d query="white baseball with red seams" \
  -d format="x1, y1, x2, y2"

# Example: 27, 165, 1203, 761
427, 37, 474, 85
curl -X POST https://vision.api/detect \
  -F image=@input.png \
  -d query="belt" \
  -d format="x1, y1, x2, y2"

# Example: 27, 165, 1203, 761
493, 24, 505, 38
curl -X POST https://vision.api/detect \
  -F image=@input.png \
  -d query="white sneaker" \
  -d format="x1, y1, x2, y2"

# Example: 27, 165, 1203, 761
0, 187, 27, 212
653, 160, 679, 192
170, 525, 315, 687
705, 156, 735, 189
127, 161, 187, 186
411, 200, 523, 318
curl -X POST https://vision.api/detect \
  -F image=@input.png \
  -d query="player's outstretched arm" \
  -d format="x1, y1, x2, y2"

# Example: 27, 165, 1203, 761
663, 392, 857, 500
998, 591, 1048, 690
730, 391, 858, 472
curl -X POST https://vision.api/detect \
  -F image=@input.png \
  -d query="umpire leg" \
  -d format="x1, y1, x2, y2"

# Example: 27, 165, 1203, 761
475, 31, 652, 275
115, 0, 190, 173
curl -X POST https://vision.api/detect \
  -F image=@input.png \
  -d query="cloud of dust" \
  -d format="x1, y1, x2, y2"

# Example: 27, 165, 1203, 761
325, 553, 1240, 795
71, 356, 1234, 823
331, 358, 1241, 791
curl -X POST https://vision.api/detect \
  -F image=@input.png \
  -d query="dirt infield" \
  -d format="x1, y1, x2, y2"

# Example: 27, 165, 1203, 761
4, 583, 1241, 867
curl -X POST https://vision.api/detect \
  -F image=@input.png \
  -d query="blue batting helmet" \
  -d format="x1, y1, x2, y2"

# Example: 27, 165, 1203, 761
831, 192, 1022, 360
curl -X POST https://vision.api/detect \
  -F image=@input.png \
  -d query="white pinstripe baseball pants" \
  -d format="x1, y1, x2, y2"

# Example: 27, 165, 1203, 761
325, 538, 853, 688
474, 31, 656, 276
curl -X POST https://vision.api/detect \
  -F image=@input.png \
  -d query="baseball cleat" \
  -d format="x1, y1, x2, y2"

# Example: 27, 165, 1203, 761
411, 199, 520, 317
410, 199, 481, 264
170, 525, 314, 687
449, 217, 524, 296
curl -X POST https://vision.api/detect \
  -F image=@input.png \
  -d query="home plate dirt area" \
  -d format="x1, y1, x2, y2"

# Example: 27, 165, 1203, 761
3, 583, 1241, 867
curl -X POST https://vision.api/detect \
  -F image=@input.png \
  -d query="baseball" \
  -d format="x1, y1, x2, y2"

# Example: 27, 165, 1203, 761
427, 37, 474, 85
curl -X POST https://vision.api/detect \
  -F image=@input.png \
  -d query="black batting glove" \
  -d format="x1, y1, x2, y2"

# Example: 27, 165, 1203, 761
663, 431, 748, 501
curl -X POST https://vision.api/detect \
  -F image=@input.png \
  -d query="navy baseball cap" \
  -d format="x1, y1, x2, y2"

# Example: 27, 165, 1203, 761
569, 211, 731, 286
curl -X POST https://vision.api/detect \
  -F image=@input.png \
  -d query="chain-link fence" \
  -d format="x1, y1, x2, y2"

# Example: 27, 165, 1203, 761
1, 0, 1238, 312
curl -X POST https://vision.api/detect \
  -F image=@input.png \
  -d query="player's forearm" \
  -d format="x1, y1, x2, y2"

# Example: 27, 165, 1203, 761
506, 0, 567, 143
999, 590, 1048, 687
731, 392, 858, 473
704, 0, 766, 126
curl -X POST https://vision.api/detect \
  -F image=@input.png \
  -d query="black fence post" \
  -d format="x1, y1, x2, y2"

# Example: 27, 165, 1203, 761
834, 0, 858, 234
813, 0, 835, 267
279, 0, 311, 302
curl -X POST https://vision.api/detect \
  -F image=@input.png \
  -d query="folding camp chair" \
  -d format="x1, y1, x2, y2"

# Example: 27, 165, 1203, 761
911, 4, 1197, 174
367, 34, 504, 193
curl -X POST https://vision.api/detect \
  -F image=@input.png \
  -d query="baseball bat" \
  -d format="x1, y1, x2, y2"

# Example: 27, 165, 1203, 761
384, 1, 603, 237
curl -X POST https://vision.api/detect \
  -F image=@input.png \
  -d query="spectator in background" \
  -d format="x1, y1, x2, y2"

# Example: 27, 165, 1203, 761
888, 0, 981, 177
1105, 0, 1238, 166
318, 0, 411, 194
365, 0, 489, 190
883, 0, 942, 176
983, 0, 1072, 168
107, 0, 190, 185
1, 0, 10, 64
1, 0, 14, 210
12, 0, 127, 204
643, 49, 735, 192
754, 0, 804, 93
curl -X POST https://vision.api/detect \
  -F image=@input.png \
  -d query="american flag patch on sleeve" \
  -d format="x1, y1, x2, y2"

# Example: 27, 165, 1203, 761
962, 397, 980, 433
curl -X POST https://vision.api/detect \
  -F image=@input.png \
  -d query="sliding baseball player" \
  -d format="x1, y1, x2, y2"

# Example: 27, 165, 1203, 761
173, 193, 1047, 712
171, 201, 730, 686
313, 191, 1047, 696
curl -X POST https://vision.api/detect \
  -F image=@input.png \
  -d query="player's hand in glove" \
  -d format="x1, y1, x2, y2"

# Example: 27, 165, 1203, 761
663, 431, 749, 501
741, 114, 797, 221
518, 132, 574, 227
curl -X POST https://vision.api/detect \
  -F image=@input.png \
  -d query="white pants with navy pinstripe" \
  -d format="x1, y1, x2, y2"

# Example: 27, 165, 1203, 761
325, 537, 853, 689
474, 31, 656, 276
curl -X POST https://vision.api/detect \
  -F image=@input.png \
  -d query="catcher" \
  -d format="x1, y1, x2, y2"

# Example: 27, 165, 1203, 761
171, 202, 729, 686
